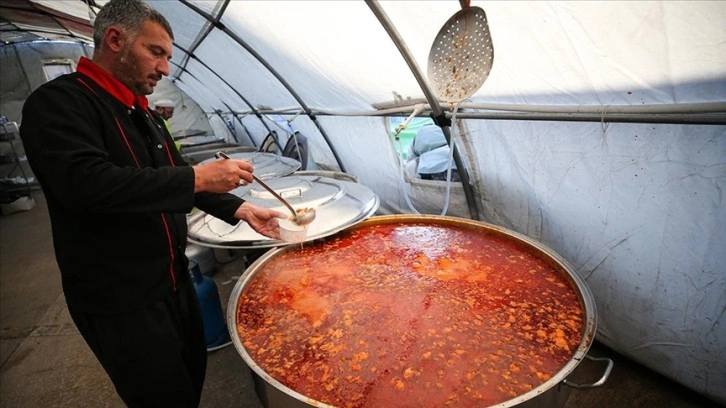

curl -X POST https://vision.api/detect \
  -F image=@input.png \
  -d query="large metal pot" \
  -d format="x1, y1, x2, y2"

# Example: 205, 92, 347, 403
227, 215, 611, 408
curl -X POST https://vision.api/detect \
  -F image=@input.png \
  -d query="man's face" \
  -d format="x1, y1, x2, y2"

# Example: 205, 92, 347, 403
155, 106, 174, 120
114, 20, 172, 95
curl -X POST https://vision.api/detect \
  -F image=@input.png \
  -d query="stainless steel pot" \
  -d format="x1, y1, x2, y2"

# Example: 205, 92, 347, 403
227, 215, 612, 408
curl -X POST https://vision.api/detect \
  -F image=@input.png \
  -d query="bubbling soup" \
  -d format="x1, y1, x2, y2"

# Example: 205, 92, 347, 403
237, 221, 585, 407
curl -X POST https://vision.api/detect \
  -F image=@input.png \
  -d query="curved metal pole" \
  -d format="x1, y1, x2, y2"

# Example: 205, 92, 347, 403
171, 0, 230, 81
450, 111, 726, 125
275, 100, 726, 125
168, 58, 248, 142
222, 101, 257, 147
171, 44, 277, 147
169, 59, 264, 148
212, 109, 236, 142
226, 105, 726, 126
365, 0, 480, 220
166, 0, 277, 150
178, 0, 346, 172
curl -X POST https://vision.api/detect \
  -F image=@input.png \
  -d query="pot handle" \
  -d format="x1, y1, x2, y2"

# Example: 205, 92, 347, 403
563, 355, 614, 390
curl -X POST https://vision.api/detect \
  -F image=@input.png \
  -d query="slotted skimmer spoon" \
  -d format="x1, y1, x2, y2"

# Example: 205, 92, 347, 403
425, 1, 494, 216
215, 151, 316, 226
427, 1, 494, 104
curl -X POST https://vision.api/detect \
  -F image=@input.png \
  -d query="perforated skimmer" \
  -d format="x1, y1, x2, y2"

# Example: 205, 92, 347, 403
427, 4, 494, 103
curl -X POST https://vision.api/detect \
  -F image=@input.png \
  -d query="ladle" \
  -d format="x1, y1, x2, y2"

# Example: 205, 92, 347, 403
215, 151, 316, 225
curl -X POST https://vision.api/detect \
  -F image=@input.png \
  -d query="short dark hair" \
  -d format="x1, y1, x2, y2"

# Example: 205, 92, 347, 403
93, 0, 174, 48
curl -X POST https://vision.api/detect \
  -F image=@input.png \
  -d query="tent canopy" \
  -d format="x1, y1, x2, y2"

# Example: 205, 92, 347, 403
1, 1, 724, 405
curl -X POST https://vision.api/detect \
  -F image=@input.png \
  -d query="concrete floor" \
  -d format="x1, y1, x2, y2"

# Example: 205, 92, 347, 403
1, 192, 722, 408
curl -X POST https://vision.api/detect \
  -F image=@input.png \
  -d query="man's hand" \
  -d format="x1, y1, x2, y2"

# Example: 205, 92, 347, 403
193, 159, 255, 193
235, 202, 286, 240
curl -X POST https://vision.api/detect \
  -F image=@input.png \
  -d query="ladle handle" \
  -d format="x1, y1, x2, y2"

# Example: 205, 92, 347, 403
251, 174, 299, 220
215, 152, 300, 222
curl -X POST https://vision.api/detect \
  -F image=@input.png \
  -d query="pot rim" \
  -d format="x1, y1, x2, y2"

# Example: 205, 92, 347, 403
227, 214, 598, 408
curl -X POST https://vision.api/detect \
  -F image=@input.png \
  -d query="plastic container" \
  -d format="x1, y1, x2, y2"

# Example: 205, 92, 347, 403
188, 260, 231, 351
279, 218, 308, 243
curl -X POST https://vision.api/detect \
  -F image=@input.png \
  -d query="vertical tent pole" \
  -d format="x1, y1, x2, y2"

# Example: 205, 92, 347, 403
365, 0, 480, 219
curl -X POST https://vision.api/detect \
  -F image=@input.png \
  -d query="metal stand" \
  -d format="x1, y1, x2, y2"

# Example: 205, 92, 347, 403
0, 116, 36, 211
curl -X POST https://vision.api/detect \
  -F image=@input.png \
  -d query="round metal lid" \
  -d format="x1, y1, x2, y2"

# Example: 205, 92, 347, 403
199, 152, 300, 180
187, 174, 379, 249
176, 135, 225, 147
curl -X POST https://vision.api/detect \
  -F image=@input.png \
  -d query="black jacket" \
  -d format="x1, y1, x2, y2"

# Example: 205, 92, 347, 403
20, 57, 243, 313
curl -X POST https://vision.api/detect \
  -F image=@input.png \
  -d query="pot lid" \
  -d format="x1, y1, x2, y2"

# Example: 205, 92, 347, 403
200, 152, 300, 179
176, 135, 225, 148
173, 128, 207, 138
187, 174, 379, 248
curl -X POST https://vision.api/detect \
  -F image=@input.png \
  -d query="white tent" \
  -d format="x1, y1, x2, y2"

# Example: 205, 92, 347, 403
1, 0, 724, 404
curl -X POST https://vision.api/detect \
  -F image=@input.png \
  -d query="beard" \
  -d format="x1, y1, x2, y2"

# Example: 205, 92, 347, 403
114, 46, 160, 96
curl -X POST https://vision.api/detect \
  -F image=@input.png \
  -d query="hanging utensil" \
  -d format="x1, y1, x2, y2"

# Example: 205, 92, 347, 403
425, 1, 494, 216
215, 151, 316, 226
427, 1, 494, 104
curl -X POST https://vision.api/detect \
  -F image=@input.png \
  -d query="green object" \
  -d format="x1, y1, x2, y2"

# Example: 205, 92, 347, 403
164, 119, 181, 151
390, 117, 433, 160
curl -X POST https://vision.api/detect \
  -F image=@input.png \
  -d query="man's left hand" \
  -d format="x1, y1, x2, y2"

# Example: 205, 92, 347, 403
234, 202, 286, 240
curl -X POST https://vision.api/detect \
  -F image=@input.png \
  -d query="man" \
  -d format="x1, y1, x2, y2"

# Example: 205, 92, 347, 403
154, 98, 175, 133
154, 98, 175, 121
154, 98, 178, 148
407, 123, 460, 182
19, 1, 282, 406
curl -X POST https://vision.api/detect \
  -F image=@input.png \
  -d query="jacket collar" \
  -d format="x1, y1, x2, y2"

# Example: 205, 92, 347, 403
77, 56, 149, 110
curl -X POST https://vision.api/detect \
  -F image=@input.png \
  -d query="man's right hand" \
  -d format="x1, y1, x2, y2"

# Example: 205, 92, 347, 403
193, 159, 254, 193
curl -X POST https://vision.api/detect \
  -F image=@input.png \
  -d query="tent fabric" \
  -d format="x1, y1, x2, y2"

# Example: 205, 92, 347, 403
155, 1, 726, 108
0, 41, 92, 124
147, 79, 213, 137
0, 0, 96, 44
0, 0, 725, 404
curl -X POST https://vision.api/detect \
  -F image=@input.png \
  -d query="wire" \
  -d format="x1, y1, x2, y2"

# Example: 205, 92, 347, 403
395, 136, 421, 215
393, 106, 425, 214
440, 101, 463, 216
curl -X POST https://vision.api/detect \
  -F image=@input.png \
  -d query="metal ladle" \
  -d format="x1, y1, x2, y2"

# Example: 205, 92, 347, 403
215, 151, 316, 225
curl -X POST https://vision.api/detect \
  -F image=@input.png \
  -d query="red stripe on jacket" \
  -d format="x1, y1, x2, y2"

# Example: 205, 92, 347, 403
76, 77, 179, 292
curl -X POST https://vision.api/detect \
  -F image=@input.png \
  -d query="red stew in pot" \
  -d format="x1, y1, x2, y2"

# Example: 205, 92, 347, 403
237, 222, 584, 407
